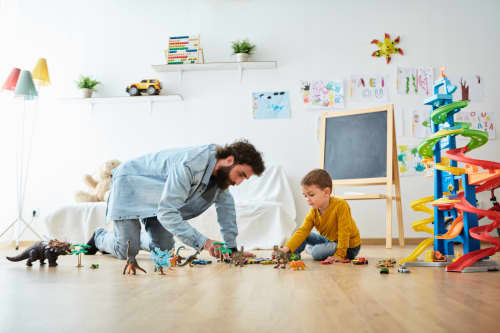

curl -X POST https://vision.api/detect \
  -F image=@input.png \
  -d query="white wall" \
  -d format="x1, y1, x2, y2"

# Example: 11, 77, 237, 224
0, 0, 499, 241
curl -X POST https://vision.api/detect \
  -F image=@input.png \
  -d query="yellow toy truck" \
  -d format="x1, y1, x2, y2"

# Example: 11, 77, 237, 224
126, 79, 161, 96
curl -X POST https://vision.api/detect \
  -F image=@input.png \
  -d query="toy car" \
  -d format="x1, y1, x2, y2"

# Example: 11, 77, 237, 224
260, 260, 276, 265
352, 257, 368, 265
379, 267, 389, 274
433, 251, 447, 262
192, 259, 212, 265
398, 266, 410, 273
342, 258, 351, 263
126, 79, 162, 96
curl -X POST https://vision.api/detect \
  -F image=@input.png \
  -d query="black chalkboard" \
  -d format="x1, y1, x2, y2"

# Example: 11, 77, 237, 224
322, 108, 389, 180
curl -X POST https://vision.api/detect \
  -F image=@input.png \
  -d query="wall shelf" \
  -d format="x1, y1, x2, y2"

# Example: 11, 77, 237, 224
60, 95, 183, 113
152, 61, 277, 83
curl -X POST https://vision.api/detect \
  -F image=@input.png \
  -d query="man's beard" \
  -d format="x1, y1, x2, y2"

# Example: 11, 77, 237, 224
214, 165, 235, 190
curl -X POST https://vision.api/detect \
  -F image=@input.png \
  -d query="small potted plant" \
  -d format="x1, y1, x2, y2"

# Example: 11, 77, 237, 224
76, 75, 100, 98
231, 39, 256, 62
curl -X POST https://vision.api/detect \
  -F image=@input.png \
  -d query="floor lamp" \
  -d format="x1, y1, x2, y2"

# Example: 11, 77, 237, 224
0, 68, 45, 249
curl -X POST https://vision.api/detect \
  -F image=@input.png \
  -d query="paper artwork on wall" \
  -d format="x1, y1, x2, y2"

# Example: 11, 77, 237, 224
397, 144, 431, 177
448, 75, 484, 102
300, 80, 344, 109
396, 67, 434, 96
252, 91, 291, 119
455, 110, 495, 139
408, 108, 432, 138
349, 75, 388, 102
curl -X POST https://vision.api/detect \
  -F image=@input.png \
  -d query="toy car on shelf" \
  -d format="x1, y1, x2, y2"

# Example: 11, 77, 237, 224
126, 79, 162, 96
352, 257, 368, 265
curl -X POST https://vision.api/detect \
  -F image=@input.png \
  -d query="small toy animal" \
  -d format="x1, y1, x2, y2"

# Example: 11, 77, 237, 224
178, 250, 200, 267
232, 246, 246, 267
123, 240, 147, 275
272, 245, 289, 269
289, 260, 306, 271
150, 247, 173, 275
6, 240, 72, 267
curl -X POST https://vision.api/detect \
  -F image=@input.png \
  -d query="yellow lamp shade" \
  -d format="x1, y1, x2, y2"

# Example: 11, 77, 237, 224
32, 58, 50, 86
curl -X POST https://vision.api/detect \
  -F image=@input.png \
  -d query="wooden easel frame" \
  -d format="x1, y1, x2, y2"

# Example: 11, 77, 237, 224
320, 104, 404, 248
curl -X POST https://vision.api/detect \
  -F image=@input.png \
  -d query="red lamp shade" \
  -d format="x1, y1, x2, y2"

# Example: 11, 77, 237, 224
2, 68, 21, 91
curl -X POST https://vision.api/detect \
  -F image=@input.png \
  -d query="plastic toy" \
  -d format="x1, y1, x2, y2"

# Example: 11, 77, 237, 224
90, 264, 99, 269
260, 260, 276, 265
214, 242, 233, 263
289, 260, 306, 270
272, 245, 289, 269
150, 247, 173, 275
379, 267, 389, 274
70, 244, 91, 268
397, 266, 410, 273
232, 246, 246, 267
352, 257, 368, 265
192, 259, 212, 265
126, 79, 161, 96
370, 33, 403, 64
123, 240, 147, 275
6, 240, 72, 267
178, 250, 200, 267
376, 258, 396, 268
399, 68, 500, 272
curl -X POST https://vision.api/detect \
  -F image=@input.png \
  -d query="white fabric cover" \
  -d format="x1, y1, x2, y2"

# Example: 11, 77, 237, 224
44, 165, 297, 249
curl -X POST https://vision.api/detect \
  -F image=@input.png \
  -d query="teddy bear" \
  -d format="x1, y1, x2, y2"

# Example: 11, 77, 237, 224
75, 159, 121, 203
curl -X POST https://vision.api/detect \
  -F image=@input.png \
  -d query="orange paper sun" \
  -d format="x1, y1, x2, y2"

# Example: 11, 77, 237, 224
371, 33, 403, 64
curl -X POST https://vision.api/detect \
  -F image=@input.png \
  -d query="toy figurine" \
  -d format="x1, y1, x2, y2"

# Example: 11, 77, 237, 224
126, 79, 162, 96
178, 250, 200, 267
6, 239, 72, 267
232, 246, 246, 267
289, 260, 306, 270
123, 240, 147, 275
380, 267, 389, 274
150, 247, 173, 275
376, 258, 397, 268
70, 244, 91, 268
272, 245, 289, 269
90, 264, 99, 269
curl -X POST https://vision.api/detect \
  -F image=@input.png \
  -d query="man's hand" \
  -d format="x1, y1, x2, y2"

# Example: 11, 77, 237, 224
279, 246, 290, 253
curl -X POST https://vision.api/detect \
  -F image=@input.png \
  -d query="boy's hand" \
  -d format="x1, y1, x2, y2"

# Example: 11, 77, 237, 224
324, 255, 343, 263
279, 246, 290, 253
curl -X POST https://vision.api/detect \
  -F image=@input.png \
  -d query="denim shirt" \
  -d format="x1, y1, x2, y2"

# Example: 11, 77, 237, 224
106, 144, 237, 250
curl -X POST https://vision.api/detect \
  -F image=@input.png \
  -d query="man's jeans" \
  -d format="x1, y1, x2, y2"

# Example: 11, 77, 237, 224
294, 232, 361, 261
95, 217, 174, 260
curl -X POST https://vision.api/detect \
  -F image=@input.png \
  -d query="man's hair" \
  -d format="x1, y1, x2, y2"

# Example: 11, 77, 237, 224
301, 169, 332, 190
216, 139, 265, 176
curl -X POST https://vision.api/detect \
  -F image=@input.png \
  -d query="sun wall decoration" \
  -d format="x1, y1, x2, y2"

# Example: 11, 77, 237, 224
371, 33, 403, 64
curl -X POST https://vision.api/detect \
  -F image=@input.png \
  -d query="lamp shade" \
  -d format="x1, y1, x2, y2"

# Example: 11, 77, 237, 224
32, 58, 50, 86
14, 70, 38, 100
2, 67, 21, 91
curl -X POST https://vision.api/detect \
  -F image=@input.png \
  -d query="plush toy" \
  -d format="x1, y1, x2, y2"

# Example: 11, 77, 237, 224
75, 159, 121, 203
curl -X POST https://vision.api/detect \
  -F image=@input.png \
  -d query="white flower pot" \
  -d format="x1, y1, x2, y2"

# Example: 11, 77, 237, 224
81, 88, 93, 98
235, 53, 249, 62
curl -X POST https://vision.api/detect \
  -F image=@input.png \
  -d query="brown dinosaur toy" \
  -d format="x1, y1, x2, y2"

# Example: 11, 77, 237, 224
232, 246, 246, 267
6, 240, 72, 267
122, 240, 147, 275
272, 245, 289, 269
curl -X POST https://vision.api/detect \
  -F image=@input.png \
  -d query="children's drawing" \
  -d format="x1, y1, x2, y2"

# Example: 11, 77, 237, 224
300, 80, 344, 109
349, 75, 388, 102
252, 91, 291, 119
455, 110, 495, 139
448, 75, 484, 102
397, 67, 434, 96
397, 144, 431, 177
408, 109, 431, 138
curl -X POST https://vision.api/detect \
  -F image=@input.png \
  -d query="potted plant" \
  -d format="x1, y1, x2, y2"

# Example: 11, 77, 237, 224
231, 39, 256, 62
76, 75, 100, 98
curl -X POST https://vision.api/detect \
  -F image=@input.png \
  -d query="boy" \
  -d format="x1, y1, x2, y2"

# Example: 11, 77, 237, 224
280, 169, 361, 262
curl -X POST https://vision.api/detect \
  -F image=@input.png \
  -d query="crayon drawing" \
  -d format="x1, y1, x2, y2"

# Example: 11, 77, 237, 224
301, 80, 344, 109
350, 75, 388, 102
252, 91, 291, 119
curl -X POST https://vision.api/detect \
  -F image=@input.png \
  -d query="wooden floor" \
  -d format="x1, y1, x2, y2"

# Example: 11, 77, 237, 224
1, 244, 499, 333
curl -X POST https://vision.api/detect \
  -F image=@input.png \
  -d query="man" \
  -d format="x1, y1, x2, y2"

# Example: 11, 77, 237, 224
86, 139, 265, 271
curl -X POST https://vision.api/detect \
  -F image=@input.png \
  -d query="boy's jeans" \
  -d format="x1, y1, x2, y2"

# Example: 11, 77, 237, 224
294, 232, 361, 261
95, 217, 175, 260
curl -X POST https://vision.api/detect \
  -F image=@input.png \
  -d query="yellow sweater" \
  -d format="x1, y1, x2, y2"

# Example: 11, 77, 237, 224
285, 197, 361, 258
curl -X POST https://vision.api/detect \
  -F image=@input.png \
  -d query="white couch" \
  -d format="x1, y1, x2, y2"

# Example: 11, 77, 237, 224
44, 165, 297, 249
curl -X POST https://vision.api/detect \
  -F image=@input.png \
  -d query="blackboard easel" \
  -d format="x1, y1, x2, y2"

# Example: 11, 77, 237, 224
320, 105, 404, 248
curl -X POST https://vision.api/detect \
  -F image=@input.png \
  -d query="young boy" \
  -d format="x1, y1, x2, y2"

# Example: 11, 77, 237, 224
281, 169, 361, 262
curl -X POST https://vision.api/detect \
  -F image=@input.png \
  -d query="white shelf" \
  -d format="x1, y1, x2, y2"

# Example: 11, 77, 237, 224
152, 61, 277, 83
60, 95, 183, 112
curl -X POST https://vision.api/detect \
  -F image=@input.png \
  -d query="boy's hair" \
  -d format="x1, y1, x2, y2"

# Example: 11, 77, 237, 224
301, 169, 332, 190
216, 139, 265, 176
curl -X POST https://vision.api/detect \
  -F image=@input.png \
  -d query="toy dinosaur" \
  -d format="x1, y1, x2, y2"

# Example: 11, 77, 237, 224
122, 240, 147, 275
232, 246, 246, 267
178, 250, 200, 267
289, 260, 306, 271
150, 247, 173, 275
272, 245, 289, 269
6, 240, 72, 267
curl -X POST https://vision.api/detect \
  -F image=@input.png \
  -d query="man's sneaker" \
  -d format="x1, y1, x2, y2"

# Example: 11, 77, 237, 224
85, 232, 99, 255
